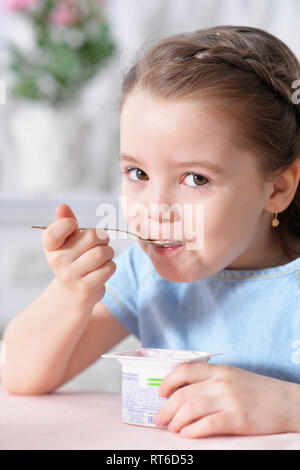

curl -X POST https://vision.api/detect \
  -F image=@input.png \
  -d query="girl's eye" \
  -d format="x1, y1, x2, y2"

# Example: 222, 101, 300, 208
183, 173, 209, 188
123, 167, 148, 182
121, 167, 209, 188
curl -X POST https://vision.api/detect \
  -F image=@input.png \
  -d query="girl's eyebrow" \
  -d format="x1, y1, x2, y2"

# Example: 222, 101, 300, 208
120, 153, 226, 175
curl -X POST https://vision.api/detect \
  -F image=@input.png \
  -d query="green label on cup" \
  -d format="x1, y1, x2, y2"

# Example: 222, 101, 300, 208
147, 378, 163, 386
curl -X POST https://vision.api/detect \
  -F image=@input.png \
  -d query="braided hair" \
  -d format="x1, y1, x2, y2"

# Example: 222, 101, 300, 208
120, 25, 300, 260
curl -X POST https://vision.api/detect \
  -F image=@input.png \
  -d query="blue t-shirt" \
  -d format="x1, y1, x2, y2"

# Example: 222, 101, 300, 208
101, 241, 300, 384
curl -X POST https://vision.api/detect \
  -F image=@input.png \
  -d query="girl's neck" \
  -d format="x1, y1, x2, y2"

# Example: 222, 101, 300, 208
260, 238, 300, 269
270, 253, 288, 268
226, 232, 299, 271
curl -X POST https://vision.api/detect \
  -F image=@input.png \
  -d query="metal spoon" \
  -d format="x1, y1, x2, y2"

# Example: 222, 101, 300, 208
30, 225, 185, 248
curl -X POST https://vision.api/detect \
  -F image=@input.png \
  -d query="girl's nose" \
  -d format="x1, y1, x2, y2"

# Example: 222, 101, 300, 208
146, 185, 181, 223
147, 201, 179, 223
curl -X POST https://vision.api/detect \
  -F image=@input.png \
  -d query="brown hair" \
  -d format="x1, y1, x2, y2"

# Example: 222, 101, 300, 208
119, 25, 300, 261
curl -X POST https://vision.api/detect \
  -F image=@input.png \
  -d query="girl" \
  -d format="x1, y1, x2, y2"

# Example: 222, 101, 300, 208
1, 25, 300, 439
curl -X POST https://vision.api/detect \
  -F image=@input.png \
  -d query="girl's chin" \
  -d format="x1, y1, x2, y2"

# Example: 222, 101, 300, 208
156, 268, 197, 283
138, 242, 200, 282
150, 258, 196, 283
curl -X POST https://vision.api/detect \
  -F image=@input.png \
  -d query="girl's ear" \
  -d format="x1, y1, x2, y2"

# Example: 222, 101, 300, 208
265, 159, 300, 213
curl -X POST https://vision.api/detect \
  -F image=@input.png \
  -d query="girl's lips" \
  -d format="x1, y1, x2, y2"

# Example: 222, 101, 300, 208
151, 243, 186, 257
150, 241, 185, 248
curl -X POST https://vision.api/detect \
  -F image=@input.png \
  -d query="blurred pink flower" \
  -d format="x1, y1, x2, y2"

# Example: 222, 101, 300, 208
50, 4, 78, 26
3, 0, 40, 11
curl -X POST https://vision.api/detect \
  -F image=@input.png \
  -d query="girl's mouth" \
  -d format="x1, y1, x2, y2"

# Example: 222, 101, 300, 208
151, 243, 186, 257
148, 239, 185, 248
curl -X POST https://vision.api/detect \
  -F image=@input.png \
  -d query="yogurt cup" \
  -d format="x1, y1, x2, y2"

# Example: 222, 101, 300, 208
101, 347, 222, 428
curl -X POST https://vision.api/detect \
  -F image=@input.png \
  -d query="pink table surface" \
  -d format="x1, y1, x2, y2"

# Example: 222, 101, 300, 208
1, 385, 300, 450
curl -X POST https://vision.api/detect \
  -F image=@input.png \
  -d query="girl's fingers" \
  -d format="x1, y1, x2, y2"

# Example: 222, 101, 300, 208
167, 394, 221, 433
159, 362, 217, 398
43, 218, 78, 251
56, 203, 78, 222
180, 411, 232, 438
79, 260, 116, 294
59, 228, 110, 263
155, 381, 214, 427
71, 244, 115, 278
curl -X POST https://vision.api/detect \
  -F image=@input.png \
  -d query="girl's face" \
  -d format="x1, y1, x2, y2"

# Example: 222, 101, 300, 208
120, 88, 279, 282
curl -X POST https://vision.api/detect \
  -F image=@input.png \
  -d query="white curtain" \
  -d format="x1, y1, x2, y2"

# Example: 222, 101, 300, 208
105, 0, 300, 66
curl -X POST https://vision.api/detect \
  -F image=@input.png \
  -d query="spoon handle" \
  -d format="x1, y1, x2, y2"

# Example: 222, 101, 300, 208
30, 225, 142, 240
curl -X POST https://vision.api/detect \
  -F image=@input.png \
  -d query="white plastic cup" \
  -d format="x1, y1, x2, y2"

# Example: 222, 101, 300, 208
101, 347, 222, 428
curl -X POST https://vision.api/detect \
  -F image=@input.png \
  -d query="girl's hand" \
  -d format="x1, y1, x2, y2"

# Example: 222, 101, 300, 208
153, 362, 300, 438
42, 204, 116, 308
